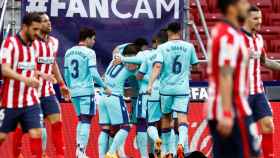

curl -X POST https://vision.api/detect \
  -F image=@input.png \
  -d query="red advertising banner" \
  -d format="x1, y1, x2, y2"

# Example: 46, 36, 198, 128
0, 102, 279, 158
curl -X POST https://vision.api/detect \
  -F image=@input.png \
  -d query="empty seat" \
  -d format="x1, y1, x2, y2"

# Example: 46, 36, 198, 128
268, 13, 280, 25
270, 40, 280, 52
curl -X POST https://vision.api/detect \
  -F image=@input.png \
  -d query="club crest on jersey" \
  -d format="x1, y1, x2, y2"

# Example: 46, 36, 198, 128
37, 57, 55, 64
17, 62, 35, 70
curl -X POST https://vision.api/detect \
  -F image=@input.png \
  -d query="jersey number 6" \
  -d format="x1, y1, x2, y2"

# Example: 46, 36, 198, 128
172, 55, 182, 74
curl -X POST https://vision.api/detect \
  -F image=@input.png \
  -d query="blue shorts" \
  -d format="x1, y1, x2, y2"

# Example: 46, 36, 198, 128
208, 116, 260, 158
98, 94, 129, 125
40, 95, 60, 118
0, 105, 43, 133
147, 100, 161, 123
136, 93, 148, 119
160, 94, 190, 114
72, 95, 96, 116
248, 93, 272, 121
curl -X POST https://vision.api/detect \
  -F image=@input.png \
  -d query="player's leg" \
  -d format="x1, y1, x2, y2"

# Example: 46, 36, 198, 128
12, 124, 24, 158
170, 116, 179, 157
160, 95, 173, 156
21, 105, 44, 158
77, 95, 95, 158
251, 93, 274, 158
136, 94, 148, 158
147, 100, 162, 157
98, 95, 111, 158
173, 96, 190, 158
106, 95, 130, 157
0, 108, 17, 146
41, 95, 65, 157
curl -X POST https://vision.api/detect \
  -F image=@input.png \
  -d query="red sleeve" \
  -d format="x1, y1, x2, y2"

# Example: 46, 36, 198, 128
1, 37, 14, 64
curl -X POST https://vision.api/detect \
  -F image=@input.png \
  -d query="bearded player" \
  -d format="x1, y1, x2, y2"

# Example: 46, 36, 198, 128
242, 5, 280, 158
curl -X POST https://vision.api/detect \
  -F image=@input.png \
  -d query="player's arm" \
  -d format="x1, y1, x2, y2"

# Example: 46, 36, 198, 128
136, 61, 149, 82
261, 53, 280, 70
147, 51, 163, 94
190, 44, 199, 71
1, 40, 39, 88
53, 61, 71, 101
63, 57, 71, 87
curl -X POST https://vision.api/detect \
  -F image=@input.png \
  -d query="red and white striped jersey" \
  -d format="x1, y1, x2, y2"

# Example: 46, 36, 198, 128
33, 36, 59, 97
207, 22, 252, 120
242, 31, 265, 95
1, 34, 39, 108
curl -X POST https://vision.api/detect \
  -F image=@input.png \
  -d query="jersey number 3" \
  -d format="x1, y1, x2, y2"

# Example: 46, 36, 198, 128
71, 59, 79, 79
173, 55, 182, 74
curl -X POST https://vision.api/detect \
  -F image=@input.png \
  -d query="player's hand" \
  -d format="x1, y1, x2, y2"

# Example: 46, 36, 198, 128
38, 72, 55, 82
25, 77, 40, 88
147, 85, 152, 95
217, 116, 234, 137
104, 87, 112, 96
113, 55, 122, 66
60, 85, 71, 102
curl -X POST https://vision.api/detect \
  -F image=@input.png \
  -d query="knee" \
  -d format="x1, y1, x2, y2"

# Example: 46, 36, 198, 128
0, 133, 7, 143
79, 114, 93, 124
47, 113, 61, 124
29, 128, 42, 138
260, 118, 274, 133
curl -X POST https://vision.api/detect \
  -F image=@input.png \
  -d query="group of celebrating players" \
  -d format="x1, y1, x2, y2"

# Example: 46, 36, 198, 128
0, 0, 279, 158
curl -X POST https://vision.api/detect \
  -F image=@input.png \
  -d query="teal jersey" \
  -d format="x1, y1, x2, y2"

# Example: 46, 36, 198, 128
103, 62, 136, 96
64, 46, 105, 97
138, 49, 160, 93
155, 40, 198, 95
122, 50, 153, 64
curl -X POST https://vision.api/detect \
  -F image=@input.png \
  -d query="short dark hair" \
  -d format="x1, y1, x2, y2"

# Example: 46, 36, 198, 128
134, 38, 148, 48
248, 5, 260, 12
218, 0, 240, 14
167, 22, 181, 33
79, 27, 96, 41
156, 28, 168, 44
22, 12, 42, 26
123, 44, 139, 56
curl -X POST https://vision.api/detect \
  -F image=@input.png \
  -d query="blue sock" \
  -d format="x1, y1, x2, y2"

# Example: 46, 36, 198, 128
42, 127, 47, 152
178, 123, 188, 150
98, 129, 109, 158
148, 137, 154, 154
77, 122, 90, 149
137, 132, 148, 158
108, 127, 130, 154
170, 129, 177, 156
147, 126, 160, 142
136, 119, 148, 158
161, 128, 171, 155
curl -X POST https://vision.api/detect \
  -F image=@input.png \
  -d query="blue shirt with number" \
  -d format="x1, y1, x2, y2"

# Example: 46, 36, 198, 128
104, 62, 136, 96
138, 49, 160, 94
64, 46, 105, 97
154, 40, 198, 95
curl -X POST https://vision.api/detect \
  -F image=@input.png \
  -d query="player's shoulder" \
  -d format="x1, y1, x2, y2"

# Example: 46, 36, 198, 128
49, 36, 59, 45
212, 22, 240, 44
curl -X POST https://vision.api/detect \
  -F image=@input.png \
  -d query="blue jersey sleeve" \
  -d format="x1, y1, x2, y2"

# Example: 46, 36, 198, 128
121, 55, 143, 64
138, 61, 149, 82
154, 48, 163, 65
87, 51, 105, 88
190, 45, 199, 65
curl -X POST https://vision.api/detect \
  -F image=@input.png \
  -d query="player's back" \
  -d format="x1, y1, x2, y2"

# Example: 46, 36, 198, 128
157, 40, 198, 95
103, 62, 136, 96
64, 46, 95, 97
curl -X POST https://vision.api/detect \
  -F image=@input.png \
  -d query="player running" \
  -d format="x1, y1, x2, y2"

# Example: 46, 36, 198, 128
64, 27, 111, 158
12, 12, 71, 158
97, 44, 139, 158
207, 0, 260, 158
0, 13, 44, 158
243, 5, 280, 158
147, 22, 199, 158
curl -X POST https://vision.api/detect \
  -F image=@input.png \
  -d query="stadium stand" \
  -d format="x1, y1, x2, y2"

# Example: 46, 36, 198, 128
190, 0, 280, 81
